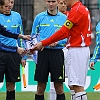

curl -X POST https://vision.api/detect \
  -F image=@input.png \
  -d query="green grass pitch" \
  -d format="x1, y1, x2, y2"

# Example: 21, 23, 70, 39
0, 92, 100, 100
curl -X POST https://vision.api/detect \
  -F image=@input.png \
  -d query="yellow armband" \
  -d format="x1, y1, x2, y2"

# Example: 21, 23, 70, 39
64, 20, 73, 29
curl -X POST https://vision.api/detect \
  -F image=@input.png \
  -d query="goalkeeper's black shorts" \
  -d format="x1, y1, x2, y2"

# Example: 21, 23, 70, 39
0, 50, 22, 82
34, 48, 65, 82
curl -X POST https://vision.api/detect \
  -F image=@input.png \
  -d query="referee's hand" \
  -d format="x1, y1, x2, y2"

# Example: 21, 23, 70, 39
17, 47, 26, 55
89, 62, 95, 70
18, 34, 31, 40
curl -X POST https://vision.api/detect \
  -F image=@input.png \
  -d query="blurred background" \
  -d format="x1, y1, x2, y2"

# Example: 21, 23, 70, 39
13, 0, 100, 56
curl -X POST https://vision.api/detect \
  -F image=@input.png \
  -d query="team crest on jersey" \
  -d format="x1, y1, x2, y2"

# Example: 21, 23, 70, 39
64, 20, 73, 29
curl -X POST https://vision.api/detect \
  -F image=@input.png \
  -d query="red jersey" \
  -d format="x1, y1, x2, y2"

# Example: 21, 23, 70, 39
63, 11, 69, 16
42, 1, 92, 48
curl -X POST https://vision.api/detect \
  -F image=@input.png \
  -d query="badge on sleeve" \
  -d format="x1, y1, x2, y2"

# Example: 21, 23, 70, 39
64, 20, 73, 29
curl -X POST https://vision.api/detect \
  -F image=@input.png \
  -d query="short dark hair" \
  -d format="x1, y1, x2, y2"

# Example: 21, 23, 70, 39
0, 0, 5, 6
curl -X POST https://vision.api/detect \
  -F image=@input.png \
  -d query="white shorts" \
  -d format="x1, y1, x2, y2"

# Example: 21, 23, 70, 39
65, 47, 90, 87
62, 47, 68, 77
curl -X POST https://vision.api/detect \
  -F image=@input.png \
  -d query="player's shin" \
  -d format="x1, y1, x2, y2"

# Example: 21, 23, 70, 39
35, 94, 44, 100
56, 93, 66, 100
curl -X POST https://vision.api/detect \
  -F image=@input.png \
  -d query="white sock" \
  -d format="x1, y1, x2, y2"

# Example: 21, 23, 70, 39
70, 90, 75, 100
75, 92, 87, 100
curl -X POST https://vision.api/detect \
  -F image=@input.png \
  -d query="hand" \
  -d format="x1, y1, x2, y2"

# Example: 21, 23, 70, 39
18, 34, 31, 40
49, 42, 58, 48
21, 60, 26, 68
26, 49, 35, 55
89, 62, 95, 70
17, 47, 26, 55
22, 35, 31, 40
32, 42, 44, 51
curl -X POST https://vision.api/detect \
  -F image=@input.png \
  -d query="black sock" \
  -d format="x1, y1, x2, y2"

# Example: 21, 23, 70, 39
57, 93, 65, 100
6, 90, 15, 100
35, 94, 44, 100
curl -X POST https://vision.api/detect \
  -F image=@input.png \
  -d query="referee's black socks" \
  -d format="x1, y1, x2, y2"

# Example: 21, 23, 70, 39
57, 93, 65, 100
6, 90, 15, 100
35, 94, 44, 100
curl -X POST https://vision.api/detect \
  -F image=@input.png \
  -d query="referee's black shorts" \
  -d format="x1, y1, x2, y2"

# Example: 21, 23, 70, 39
34, 48, 65, 82
0, 50, 22, 82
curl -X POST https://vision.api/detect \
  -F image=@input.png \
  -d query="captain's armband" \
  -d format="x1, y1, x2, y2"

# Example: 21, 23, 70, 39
64, 20, 73, 29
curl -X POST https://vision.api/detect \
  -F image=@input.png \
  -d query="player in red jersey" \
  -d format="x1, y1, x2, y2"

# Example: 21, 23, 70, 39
50, 0, 76, 100
33, 0, 92, 100
58, 1, 76, 100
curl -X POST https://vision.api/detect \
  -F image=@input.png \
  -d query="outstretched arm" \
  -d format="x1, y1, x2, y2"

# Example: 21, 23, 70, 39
0, 24, 30, 40
0, 24, 19, 39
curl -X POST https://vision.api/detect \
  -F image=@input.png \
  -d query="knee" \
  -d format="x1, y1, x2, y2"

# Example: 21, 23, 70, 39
73, 85, 84, 93
54, 82, 64, 94
37, 83, 46, 95
6, 82, 15, 91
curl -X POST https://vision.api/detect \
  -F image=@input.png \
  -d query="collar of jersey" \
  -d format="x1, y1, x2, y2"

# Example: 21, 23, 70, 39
44, 10, 61, 16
